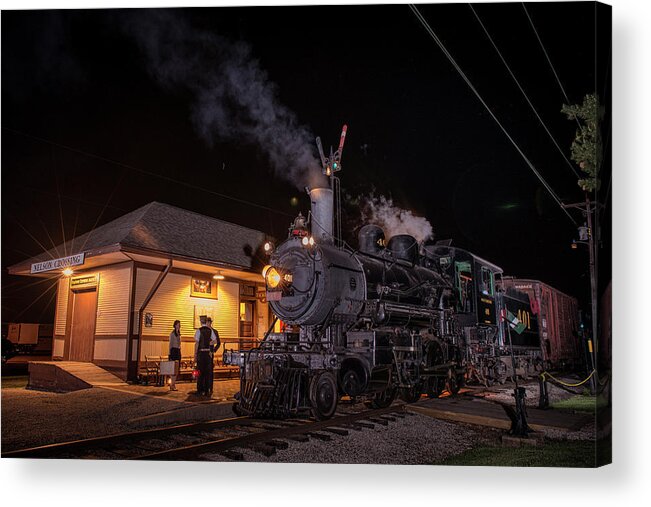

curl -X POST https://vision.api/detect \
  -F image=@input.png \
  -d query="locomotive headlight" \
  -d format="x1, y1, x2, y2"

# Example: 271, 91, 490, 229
265, 267, 282, 289
302, 236, 309, 246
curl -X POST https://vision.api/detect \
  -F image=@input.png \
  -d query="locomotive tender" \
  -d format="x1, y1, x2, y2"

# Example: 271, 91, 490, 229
224, 185, 543, 420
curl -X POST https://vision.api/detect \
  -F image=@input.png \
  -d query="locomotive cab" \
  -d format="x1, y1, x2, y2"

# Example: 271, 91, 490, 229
422, 243, 502, 330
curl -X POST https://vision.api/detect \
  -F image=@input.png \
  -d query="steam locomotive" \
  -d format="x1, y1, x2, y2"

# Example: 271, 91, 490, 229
224, 185, 543, 420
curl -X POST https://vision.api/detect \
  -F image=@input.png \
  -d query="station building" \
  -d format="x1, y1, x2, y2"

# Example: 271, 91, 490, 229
8, 202, 272, 381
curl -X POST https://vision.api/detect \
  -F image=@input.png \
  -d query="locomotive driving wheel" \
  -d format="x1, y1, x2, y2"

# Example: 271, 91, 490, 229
309, 371, 338, 420
369, 385, 398, 409
399, 383, 422, 403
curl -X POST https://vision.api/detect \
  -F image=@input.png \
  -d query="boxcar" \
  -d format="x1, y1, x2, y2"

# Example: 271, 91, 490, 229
501, 278, 583, 370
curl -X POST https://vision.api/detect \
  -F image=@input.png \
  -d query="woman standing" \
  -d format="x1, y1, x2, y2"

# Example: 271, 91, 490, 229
168, 320, 182, 391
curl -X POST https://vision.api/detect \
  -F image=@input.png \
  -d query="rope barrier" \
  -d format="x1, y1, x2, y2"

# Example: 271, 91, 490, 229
540, 370, 595, 388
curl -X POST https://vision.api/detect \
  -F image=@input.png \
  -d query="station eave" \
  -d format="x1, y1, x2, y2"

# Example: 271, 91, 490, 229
7, 244, 264, 284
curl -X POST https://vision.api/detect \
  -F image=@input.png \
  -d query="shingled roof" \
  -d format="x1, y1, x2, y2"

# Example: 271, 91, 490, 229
12, 202, 268, 272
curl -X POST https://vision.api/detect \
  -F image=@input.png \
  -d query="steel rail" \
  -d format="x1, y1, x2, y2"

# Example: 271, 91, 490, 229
3, 405, 409, 460
133, 404, 408, 461
1, 415, 252, 459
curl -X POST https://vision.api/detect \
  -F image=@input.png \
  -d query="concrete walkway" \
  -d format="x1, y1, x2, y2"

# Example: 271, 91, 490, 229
407, 396, 592, 432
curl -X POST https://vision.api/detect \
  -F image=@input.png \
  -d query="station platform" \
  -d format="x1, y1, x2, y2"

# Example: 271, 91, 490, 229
28, 361, 126, 391
23, 360, 242, 429
407, 396, 592, 432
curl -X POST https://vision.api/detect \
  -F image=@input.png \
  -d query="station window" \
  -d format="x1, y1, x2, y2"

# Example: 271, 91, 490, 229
480, 267, 494, 296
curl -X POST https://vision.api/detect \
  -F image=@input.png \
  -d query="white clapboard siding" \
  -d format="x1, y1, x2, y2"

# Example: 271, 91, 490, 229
140, 339, 169, 359
55, 277, 70, 336
95, 265, 132, 335
133, 269, 159, 334
140, 273, 239, 339
53, 338, 64, 358
94, 338, 127, 361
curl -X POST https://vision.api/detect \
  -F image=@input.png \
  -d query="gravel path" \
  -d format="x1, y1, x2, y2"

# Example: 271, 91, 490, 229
202, 413, 501, 464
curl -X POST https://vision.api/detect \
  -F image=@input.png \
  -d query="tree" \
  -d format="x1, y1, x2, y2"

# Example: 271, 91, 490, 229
561, 93, 604, 192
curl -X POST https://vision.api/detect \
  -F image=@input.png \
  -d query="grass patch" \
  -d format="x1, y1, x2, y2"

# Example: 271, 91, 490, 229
436, 439, 603, 468
1, 376, 29, 389
551, 394, 608, 413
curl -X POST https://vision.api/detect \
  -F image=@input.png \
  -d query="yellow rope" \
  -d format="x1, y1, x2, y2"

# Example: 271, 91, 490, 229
541, 370, 595, 387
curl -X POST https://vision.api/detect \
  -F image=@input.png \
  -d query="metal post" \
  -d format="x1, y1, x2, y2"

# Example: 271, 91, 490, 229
538, 373, 549, 409
585, 193, 598, 393
503, 302, 531, 436
563, 197, 599, 393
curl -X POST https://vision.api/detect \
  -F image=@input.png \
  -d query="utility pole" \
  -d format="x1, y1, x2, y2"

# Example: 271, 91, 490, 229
564, 195, 601, 392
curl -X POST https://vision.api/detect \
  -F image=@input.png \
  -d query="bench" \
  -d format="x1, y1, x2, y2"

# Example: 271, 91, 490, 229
140, 354, 240, 385
141, 355, 164, 386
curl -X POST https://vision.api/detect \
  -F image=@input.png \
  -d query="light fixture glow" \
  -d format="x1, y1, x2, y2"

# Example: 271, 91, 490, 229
265, 267, 281, 289
302, 236, 309, 246
308, 236, 315, 246
62, 268, 74, 277
213, 271, 225, 280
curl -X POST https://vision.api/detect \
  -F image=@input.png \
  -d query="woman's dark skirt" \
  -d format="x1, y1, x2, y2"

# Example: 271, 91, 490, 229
169, 347, 181, 361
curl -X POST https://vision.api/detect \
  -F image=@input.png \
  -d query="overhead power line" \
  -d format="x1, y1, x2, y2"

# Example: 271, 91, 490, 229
408, 4, 577, 226
469, 4, 580, 180
522, 2, 584, 135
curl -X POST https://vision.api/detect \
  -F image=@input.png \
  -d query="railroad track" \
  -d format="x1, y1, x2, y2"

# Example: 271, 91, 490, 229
2, 403, 412, 461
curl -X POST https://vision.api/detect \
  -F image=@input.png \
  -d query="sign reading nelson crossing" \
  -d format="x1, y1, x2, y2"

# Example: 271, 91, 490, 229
30, 253, 86, 274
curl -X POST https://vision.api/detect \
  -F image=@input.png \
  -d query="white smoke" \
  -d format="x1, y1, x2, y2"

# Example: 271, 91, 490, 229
362, 194, 433, 243
122, 10, 325, 190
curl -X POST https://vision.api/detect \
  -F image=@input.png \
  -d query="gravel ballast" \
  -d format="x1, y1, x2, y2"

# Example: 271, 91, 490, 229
202, 414, 501, 464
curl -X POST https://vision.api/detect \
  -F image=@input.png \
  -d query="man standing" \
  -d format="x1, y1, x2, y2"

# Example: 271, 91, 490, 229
194, 316, 220, 396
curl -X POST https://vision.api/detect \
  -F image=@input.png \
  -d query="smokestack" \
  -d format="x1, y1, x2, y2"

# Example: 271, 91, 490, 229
308, 187, 334, 244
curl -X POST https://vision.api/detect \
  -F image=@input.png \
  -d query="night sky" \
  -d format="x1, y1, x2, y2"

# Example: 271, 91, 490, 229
1, 2, 611, 325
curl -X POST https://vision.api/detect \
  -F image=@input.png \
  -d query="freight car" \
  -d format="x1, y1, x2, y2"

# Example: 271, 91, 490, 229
501, 277, 583, 371
6, 323, 53, 355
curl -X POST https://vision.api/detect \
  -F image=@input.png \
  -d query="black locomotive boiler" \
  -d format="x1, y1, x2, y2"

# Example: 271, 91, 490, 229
223, 184, 543, 420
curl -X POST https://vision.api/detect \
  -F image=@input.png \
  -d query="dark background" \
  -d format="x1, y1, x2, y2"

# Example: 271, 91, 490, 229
1, 2, 612, 324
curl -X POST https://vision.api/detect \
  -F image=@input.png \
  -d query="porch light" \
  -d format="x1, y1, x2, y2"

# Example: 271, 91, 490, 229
213, 271, 225, 280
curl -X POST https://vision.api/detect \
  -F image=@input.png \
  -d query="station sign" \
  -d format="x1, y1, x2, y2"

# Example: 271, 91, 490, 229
71, 274, 98, 290
31, 253, 85, 274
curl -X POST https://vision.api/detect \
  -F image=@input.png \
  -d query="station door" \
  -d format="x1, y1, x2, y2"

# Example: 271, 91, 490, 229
68, 289, 97, 362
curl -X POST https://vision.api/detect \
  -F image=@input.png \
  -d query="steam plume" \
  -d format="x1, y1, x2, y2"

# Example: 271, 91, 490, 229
361, 194, 433, 243
122, 10, 325, 189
